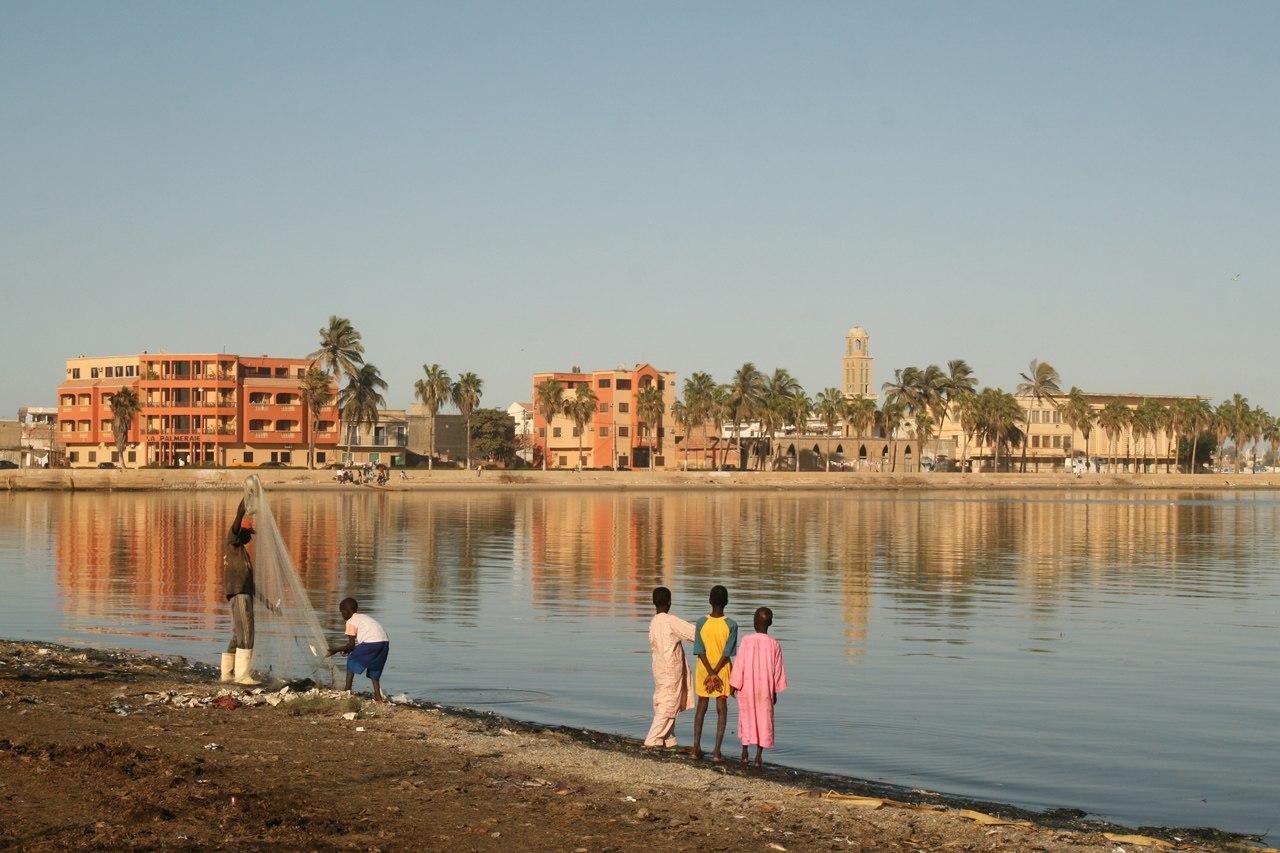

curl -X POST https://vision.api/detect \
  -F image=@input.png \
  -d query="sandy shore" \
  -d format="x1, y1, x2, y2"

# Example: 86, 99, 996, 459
6, 467, 1280, 492
0, 641, 1264, 852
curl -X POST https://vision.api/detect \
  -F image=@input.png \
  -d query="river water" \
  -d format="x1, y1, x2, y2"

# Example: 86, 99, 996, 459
1, 489, 1276, 838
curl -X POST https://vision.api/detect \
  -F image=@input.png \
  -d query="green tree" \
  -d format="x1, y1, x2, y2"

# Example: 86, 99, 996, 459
1262, 415, 1280, 472
533, 378, 564, 470
757, 369, 801, 470
844, 394, 876, 439
1015, 359, 1062, 473
107, 386, 141, 469
726, 363, 765, 470
413, 364, 452, 471
636, 383, 665, 471
565, 382, 598, 470
450, 372, 484, 469
299, 367, 334, 469
469, 408, 517, 465
953, 390, 980, 471
338, 363, 388, 462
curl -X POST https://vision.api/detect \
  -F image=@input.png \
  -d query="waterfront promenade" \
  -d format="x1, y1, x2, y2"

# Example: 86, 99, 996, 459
7, 467, 1280, 492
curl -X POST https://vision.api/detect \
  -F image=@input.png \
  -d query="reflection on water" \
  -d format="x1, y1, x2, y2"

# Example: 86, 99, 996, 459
2, 490, 1278, 839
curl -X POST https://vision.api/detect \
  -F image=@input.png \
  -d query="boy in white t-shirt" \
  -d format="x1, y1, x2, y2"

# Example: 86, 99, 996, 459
327, 597, 390, 701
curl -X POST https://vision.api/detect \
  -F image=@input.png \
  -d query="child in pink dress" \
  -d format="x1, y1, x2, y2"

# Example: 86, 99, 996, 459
729, 606, 788, 768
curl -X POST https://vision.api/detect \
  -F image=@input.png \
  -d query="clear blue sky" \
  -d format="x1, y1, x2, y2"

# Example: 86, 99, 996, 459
3, 2, 1278, 414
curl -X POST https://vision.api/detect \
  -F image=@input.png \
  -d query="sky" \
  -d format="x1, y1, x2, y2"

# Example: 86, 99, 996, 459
2, 2, 1278, 415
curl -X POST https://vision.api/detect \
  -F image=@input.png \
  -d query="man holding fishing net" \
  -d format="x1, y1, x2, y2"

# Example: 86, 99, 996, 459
220, 497, 262, 685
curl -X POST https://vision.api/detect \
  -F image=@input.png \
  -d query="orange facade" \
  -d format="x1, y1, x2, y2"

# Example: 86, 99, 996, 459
531, 364, 676, 469
57, 353, 339, 467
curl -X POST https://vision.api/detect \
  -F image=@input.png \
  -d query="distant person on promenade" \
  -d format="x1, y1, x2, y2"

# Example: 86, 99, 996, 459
644, 586, 696, 749
221, 497, 260, 685
730, 607, 788, 769
691, 584, 738, 762
327, 597, 390, 702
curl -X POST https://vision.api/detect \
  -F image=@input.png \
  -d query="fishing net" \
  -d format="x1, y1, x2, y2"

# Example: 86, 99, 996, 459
243, 475, 339, 687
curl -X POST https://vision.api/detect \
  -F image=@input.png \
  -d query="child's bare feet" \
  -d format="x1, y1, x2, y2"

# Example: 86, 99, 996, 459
711, 752, 723, 764
739, 747, 749, 766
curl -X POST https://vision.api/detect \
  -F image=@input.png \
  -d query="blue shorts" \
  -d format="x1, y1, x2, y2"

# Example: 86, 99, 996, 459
347, 641, 389, 680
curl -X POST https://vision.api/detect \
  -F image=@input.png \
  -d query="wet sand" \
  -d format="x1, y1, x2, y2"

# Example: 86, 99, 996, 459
0, 641, 1261, 852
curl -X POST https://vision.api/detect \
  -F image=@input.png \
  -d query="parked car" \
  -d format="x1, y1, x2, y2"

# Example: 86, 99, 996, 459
0, 460, 18, 469
96, 462, 117, 470
258, 461, 288, 468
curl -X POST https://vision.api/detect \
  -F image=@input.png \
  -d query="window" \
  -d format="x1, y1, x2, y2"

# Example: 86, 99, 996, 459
1032, 436, 1041, 448
572, 427, 581, 437
538, 427, 546, 437
88, 451, 97, 462
654, 456, 665, 467
72, 368, 80, 379
90, 367, 100, 378
600, 427, 609, 437
618, 426, 629, 437
598, 402, 608, 413
270, 451, 280, 463
558, 455, 568, 467
127, 451, 136, 463
69, 451, 79, 463
597, 378, 611, 389
553, 427, 562, 438
243, 451, 254, 463
617, 455, 629, 468
316, 452, 327, 464
281, 452, 292, 463
111, 451, 119, 462
1054, 411, 1062, 424
1052, 436, 1062, 449
115, 366, 123, 377
126, 366, 135, 376
618, 402, 629, 413
616, 379, 632, 390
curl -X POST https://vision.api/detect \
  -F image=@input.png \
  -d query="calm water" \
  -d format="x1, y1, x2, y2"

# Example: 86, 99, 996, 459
1, 490, 1277, 838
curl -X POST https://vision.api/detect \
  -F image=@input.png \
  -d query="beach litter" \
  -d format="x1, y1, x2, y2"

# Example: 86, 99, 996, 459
1101, 833, 1173, 849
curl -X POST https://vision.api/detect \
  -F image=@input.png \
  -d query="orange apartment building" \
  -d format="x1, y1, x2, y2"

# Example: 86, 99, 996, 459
57, 353, 339, 468
531, 364, 677, 469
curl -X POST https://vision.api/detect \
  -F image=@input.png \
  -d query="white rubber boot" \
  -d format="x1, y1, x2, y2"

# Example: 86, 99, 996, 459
233, 648, 261, 686
219, 652, 235, 683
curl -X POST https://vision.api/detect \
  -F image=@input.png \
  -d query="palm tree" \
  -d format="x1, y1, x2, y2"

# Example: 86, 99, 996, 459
299, 367, 334, 469
1015, 359, 1062, 473
1214, 400, 1236, 472
565, 383, 598, 471
1132, 400, 1165, 474
727, 363, 765, 471
338, 363, 388, 463
671, 399, 692, 470
845, 394, 876, 439
876, 401, 906, 471
681, 371, 720, 470
1184, 398, 1214, 474
636, 383, 665, 471
954, 390, 979, 472
1060, 387, 1095, 469
787, 391, 812, 471
814, 388, 844, 472
309, 316, 365, 382
107, 386, 141, 469
533, 378, 564, 470
1262, 415, 1280, 473
912, 411, 936, 471
450, 372, 484, 469
975, 388, 1024, 472
1248, 405, 1270, 473
758, 369, 802, 470
413, 364, 452, 471
1097, 402, 1130, 473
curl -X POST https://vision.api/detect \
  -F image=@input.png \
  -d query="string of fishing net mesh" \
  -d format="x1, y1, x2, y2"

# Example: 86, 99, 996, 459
242, 475, 339, 687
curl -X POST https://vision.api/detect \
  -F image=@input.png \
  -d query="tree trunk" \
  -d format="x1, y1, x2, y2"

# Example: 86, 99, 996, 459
1189, 431, 1198, 475
464, 413, 471, 469
1020, 413, 1030, 473
429, 411, 436, 471
577, 426, 583, 471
